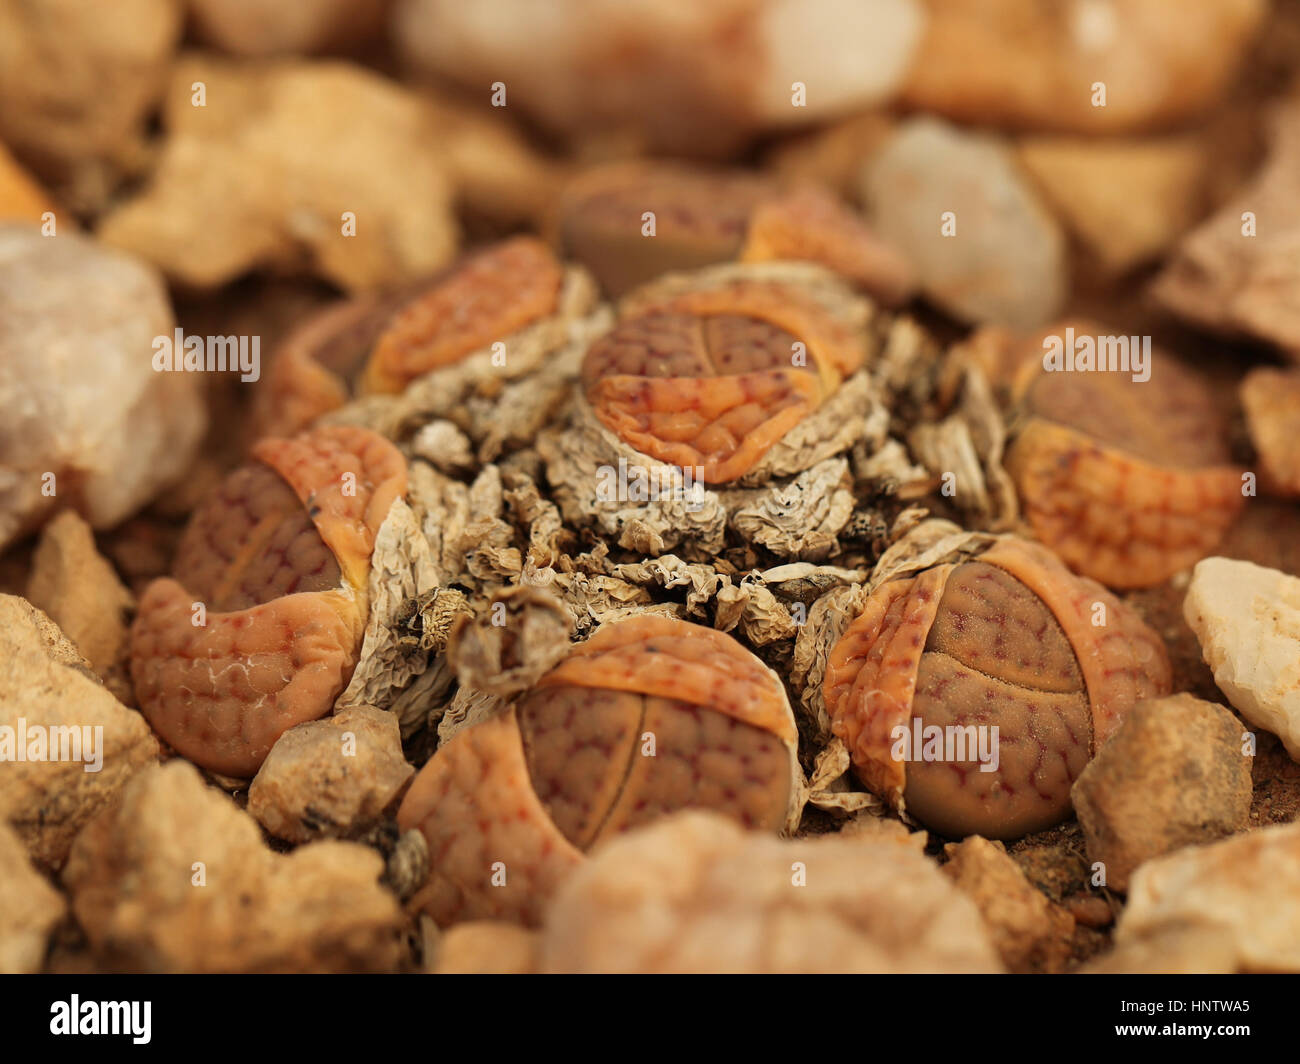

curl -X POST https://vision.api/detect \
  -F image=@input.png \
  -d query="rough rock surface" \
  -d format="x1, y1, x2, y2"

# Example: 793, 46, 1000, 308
1184, 557, 1300, 760
1071, 694, 1252, 892
1106, 822, 1300, 972
539, 812, 1002, 973
1154, 100, 1300, 362
862, 118, 1066, 328
0, 821, 65, 974
942, 836, 1075, 972
26, 511, 134, 681
99, 55, 458, 291
1241, 367, 1300, 497
63, 761, 405, 972
248, 705, 414, 844
395, 0, 924, 157
0, 224, 206, 549
901, 0, 1267, 134
0, 595, 159, 871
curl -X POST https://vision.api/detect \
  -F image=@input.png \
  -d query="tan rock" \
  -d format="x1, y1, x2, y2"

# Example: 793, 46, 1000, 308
539, 812, 1002, 973
395, 0, 924, 157
0, 0, 181, 178
0, 225, 207, 549
189, 0, 389, 56
26, 511, 134, 680
98, 55, 458, 292
764, 112, 897, 204
248, 705, 414, 844
430, 922, 539, 974
902, 0, 1266, 134
942, 836, 1075, 972
1241, 367, 1300, 497
0, 141, 57, 225
0, 821, 65, 973
862, 118, 1066, 328
1184, 558, 1300, 760
1017, 136, 1205, 275
0, 595, 159, 871
63, 761, 405, 972
1110, 822, 1300, 972
1154, 101, 1300, 362
1071, 694, 1252, 892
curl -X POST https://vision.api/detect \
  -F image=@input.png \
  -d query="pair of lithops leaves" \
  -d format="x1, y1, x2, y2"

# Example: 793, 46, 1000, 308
579, 267, 874, 486
555, 161, 916, 304
825, 535, 1173, 840
397, 614, 802, 927
255, 236, 569, 439
130, 425, 407, 777
994, 322, 1246, 589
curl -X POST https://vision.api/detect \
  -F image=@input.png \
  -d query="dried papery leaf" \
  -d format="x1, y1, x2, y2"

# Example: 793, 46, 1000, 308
434, 686, 507, 747
724, 457, 855, 560
760, 562, 870, 600
502, 471, 569, 570
389, 656, 456, 740
871, 518, 995, 588
405, 462, 471, 585
546, 571, 660, 634
735, 579, 797, 647
854, 437, 930, 492
537, 398, 728, 558
409, 420, 475, 475
337, 498, 442, 717
609, 555, 725, 619
791, 582, 875, 741
447, 586, 573, 698
806, 736, 886, 816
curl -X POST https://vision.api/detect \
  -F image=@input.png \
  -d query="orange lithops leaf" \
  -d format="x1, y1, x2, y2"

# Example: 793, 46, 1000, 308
825, 537, 1172, 840
557, 161, 914, 303
255, 237, 565, 438
398, 615, 799, 926
1005, 326, 1246, 588
582, 281, 867, 483
130, 425, 406, 777
361, 236, 563, 395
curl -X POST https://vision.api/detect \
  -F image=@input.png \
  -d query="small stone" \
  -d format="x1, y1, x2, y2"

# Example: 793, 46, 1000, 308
1109, 821, 1300, 972
1071, 694, 1253, 893
1241, 367, 1300, 497
395, 0, 924, 157
248, 706, 414, 844
0, 224, 206, 549
0, 596, 159, 871
900, 0, 1267, 134
0, 0, 181, 182
0, 821, 65, 973
539, 811, 1001, 973
26, 511, 133, 682
942, 836, 1075, 973
63, 761, 405, 972
1154, 100, 1300, 362
431, 922, 539, 975
1184, 557, 1300, 761
1063, 894, 1115, 930
0, 141, 57, 224
189, 0, 389, 56
862, 118, 1066, 329
98, 54, 458, 292
1016, 136, 1205, 276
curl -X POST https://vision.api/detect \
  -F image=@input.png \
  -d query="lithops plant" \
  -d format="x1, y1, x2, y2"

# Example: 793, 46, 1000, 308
130, 425, 407, 777
1004, 323, 1245, 588
397, 614, 801, 926
255, 236, 598, 439
540, 261, 884, 557
557, 161, 915, 302
824, 535, 1172, 840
